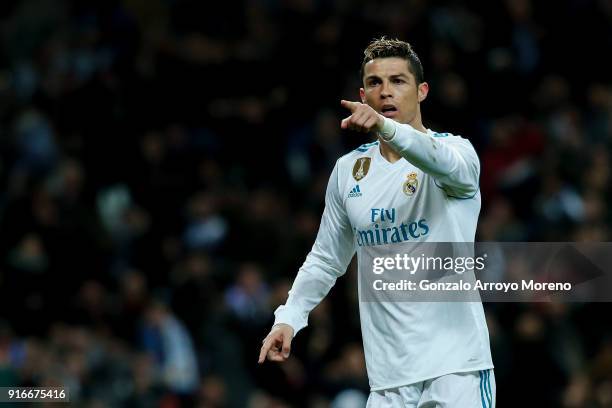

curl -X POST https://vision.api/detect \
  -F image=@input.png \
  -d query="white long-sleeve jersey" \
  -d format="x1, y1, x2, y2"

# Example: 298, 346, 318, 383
274, 121, 494, 391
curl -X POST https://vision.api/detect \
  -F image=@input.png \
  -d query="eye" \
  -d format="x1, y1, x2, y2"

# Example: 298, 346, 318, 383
393, 78, 406, 84
367, 79, 381, 87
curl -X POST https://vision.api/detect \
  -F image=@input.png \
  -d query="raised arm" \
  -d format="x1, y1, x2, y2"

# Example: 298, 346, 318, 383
340, 99, 479, 198
381, 119, 480, 198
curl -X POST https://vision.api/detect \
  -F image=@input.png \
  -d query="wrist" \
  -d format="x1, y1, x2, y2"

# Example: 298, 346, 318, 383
272, 323, 295, 335
378, 116, 397, 141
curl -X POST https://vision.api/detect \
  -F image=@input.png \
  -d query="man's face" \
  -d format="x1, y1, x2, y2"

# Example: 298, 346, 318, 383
360, 57, 428, 125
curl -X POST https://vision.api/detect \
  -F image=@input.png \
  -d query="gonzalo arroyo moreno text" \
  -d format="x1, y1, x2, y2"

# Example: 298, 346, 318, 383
371, 254, 572, 293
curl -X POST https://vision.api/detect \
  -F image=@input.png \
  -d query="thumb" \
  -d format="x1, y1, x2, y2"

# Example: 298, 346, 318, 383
341, 99, 360, 113
282, 333, 292, 358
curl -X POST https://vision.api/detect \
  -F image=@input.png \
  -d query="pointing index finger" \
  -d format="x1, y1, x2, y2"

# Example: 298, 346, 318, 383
341, 100, 360, 112
258, 339, 272, 364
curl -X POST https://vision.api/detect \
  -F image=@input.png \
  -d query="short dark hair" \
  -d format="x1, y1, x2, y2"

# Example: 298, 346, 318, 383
360, 37, 424, 84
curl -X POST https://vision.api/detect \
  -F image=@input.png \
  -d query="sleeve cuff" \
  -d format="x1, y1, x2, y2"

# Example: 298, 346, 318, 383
273, 305, 307, 337
378, 117, 398, 141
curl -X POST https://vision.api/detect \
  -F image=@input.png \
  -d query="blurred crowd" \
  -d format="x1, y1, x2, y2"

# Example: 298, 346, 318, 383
0, 0, 610, 407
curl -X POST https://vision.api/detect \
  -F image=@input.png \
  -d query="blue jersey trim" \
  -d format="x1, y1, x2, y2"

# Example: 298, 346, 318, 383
486, 370, 493, 407
479, 371, 487, 408
484, 370, 491, 407
354, 141, 380, 152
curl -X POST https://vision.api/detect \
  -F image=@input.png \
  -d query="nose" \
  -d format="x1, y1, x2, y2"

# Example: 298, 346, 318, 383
381, 80, 392, 98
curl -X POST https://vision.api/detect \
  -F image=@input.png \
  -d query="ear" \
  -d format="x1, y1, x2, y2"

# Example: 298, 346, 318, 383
417, 82, 429, 103
359, 88, 366, 104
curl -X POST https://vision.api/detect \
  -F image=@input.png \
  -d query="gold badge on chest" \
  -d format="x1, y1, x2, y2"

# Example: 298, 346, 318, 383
352, 157, 371, 181
403, 172, 418, 196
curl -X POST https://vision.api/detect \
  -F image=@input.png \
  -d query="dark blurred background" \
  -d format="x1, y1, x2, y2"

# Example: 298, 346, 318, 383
0, 0, 610, 407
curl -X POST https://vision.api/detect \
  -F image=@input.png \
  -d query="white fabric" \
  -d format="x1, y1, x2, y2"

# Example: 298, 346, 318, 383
274, 123, 493, 390
366, 369, 496, 408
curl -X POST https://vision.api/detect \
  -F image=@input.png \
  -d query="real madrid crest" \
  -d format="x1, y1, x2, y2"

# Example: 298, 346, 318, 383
403, 172, 418, 196
352, 157, 371, 181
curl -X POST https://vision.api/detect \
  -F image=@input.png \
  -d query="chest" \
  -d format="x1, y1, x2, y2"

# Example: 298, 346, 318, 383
342, 160, 443, 230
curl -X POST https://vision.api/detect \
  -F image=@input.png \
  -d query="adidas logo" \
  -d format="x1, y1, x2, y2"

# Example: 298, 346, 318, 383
348, 185, 362, 198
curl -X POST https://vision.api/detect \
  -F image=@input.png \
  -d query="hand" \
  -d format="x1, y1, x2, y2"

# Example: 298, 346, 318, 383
340, 100, 385, 133
258, 323, 294, 364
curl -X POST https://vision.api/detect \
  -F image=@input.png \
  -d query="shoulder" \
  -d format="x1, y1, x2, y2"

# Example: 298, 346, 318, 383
428, 129, 473, 145
338, 140, 379, 166
428, 129, 478, 157
332, 141, 378, 183
430, 130, 453, 138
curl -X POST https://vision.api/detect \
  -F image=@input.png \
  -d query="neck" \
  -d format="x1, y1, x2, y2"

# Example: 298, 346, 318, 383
377, 138, 402, 163
409, 114, 427, 133
377, 117, 427, 164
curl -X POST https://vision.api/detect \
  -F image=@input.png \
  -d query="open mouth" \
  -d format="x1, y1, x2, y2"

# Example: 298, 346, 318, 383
381, 106, 398, 117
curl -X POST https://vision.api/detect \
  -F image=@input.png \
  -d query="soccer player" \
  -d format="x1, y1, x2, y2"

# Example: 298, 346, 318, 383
258, 37, 495, 407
